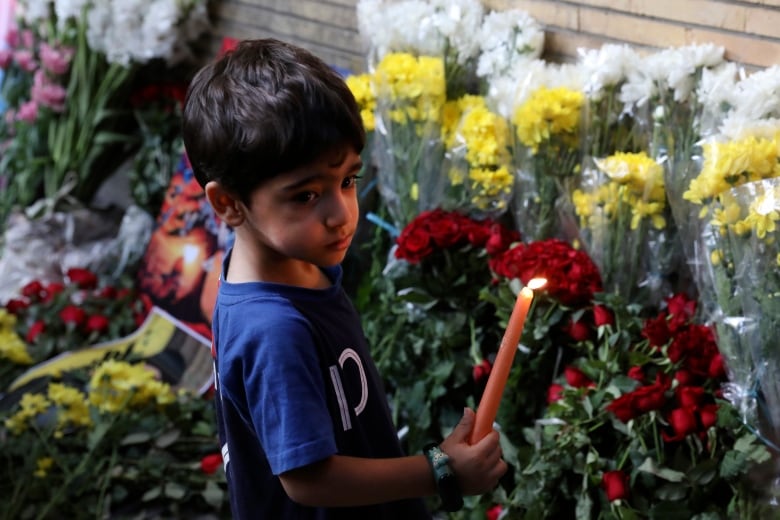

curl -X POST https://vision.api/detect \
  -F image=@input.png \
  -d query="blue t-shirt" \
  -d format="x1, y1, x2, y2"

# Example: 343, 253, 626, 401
211, 251, 431, 519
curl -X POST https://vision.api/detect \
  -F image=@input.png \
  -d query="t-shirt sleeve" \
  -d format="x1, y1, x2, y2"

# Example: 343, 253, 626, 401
222, 299, 337, 475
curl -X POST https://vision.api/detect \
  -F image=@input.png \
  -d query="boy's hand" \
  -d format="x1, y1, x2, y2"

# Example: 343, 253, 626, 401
439, 408, 507, 495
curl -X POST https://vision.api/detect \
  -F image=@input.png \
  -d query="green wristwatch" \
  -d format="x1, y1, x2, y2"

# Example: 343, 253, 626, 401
423, 443, 463, 512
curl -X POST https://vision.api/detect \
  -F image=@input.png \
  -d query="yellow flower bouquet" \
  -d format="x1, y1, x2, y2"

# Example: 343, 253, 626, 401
440, 94, 514, 218
370, 51, 448, 228
572, 150, 675, 307
511, 85, 583, 240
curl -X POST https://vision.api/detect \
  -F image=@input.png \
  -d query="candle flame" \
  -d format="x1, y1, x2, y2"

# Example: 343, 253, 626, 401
527, 277, 547, 290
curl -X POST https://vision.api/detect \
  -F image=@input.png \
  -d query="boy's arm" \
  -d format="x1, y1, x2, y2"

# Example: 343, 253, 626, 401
279, 408, 506, 508
279, 453, 435, 507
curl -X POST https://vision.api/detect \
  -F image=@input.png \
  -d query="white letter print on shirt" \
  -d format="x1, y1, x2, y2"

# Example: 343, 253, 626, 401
328, 348, 368, 432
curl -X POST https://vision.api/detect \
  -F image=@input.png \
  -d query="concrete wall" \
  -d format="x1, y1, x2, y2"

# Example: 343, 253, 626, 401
208, 0, 780, 72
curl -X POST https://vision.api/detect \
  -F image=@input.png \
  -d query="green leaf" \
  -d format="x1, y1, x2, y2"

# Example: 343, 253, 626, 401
121, 432, 152, 445
164, 482, 187, 499
638, 457, 686, 482
142, 486, 162, 502
154, 429, 181, 448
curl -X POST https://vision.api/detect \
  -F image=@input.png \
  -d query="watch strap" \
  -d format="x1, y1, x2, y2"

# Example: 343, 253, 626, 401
423, 443, 463, 512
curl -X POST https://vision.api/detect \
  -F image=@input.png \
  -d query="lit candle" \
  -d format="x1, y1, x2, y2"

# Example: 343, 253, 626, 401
470, 277, 547, 444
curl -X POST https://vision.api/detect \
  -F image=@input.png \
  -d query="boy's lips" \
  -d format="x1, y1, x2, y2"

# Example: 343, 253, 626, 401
328, 234, 353, 250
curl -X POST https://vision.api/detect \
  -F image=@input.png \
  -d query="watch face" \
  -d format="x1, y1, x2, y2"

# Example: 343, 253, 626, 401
439, 473, 463, 512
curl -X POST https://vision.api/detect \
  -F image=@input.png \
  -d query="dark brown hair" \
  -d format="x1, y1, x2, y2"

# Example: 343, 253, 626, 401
182, 38, 365, 203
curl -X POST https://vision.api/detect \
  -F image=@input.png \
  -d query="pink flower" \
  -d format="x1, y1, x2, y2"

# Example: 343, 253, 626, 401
39, 43, 74, 76
0, 49, 12, 69
13, 49, 37, 72
31, 70, 67, 112
16, 100, 38, 123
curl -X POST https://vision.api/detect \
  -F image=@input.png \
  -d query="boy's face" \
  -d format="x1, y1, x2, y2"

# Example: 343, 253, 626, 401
239, 146, 363, 271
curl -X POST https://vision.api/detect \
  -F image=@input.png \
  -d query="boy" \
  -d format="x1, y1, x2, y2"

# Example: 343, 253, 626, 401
182, 38, 507, 519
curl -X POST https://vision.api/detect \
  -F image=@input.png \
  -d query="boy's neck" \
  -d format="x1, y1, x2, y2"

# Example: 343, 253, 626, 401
226, 245, 332, 289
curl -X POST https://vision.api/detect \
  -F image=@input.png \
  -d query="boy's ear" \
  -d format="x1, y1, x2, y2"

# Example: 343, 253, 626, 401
205, 181, 245, 226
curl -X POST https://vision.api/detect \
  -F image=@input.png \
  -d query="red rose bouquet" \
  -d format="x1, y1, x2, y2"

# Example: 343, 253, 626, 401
0, 267, 151, 391
479, 238, 605, 442
360, 208, 519, 457
502, 292, 771, 519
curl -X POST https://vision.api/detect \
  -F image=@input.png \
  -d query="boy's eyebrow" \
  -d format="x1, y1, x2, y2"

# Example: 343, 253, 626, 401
281, 159, 363, 191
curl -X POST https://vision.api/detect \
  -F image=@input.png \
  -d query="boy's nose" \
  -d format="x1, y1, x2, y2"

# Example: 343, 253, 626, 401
324, 192, 355, 229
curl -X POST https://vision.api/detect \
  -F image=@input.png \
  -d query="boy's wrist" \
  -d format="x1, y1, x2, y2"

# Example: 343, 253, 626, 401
423, 443, 463, 512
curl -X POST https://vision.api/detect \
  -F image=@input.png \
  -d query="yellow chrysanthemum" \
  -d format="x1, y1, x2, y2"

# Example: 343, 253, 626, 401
684, 135, 780, 204
48, 382, 92, 429
345, 73, 376, 132
374, 52, 445, 124
88, 360, 175, 413
34, 457, 54, 478
513, 86, 583, 153
5, 393, 51, 435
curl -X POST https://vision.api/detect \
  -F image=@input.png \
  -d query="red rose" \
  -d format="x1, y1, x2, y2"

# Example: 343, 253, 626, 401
564, 366, 593, 388
699, 403, 719, 430
66, 267, 98, 289
602, 470, 630, 502
547, 383, 565, 404
627, 366, 644, 382
642, 314, 671, 348
394, 227, 434, 263
486, 505, 503, 520
606, 393, 636, 422
667, 325, 719, 377
5, 298, 29, 315
42, 282, 65, 303
25, 320, 46, 343
484, 224, 520, 256
21, 280, 45, 300
632, 376, 669, 413
472, 359, 492, 383
664, 407, 698, 442
674, 369, 695, 386
200, 453, 223, 474
85, 314, 110, 334
59, 305, 87, 327
97, 286, 118, 299
593, 305, 614, 327
676, 386, 705, 408
489, 239, 602, 307
708, 353, 726, 380
665, 293, 696, 330
563, 316, 591, 342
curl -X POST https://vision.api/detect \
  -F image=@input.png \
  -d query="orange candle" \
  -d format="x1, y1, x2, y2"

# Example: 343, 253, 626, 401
470, 278, 546, 444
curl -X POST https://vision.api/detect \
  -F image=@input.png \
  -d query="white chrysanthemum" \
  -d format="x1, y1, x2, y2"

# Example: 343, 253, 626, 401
726, 65, 780, 122
717, 115, 780, 142
484, 59, 584, 120
476, 9, 544, 80
698, 62, 740, 136
619, 64, 655, 111
578, 44, 639, 100
83, 0, 208, 66
427, 0, 484, 64
19, 0, 51, 23
54, 0, 90, 25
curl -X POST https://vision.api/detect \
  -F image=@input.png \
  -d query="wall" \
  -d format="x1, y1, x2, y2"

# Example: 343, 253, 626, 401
208, 0, 780, 72
484, 0, 780, 70
208, 0, 366, 73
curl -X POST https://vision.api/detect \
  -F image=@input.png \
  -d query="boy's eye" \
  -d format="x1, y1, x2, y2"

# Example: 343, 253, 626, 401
293, 191, 317, 203
343, 175, 362, 189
